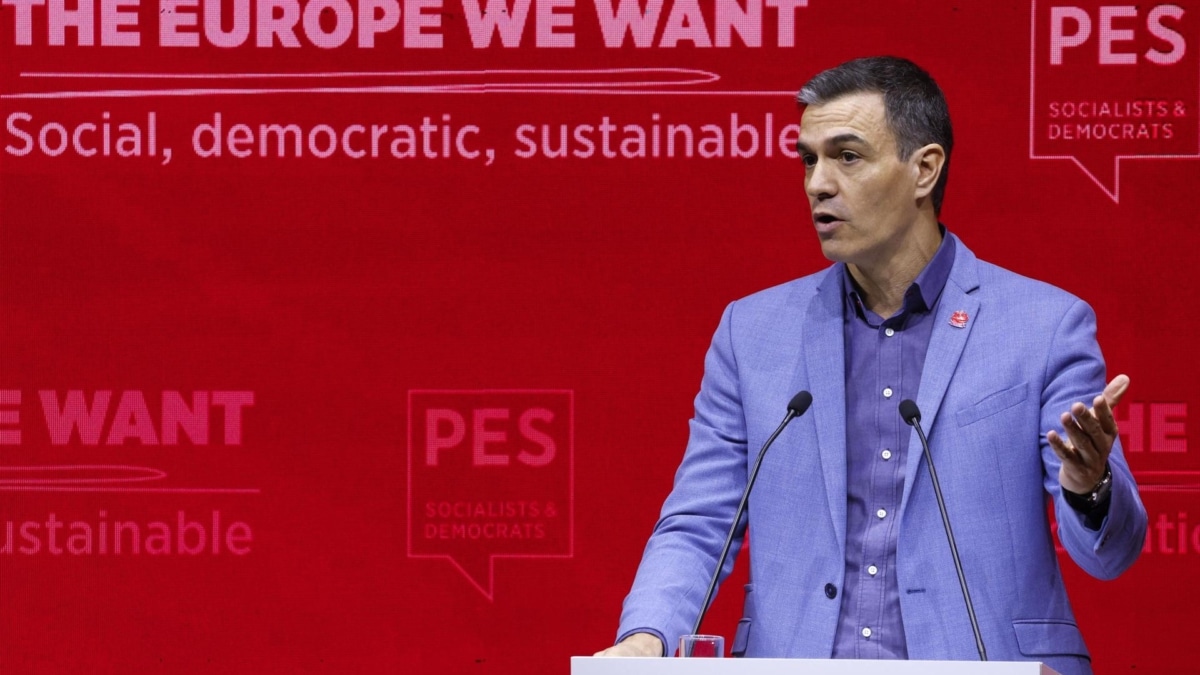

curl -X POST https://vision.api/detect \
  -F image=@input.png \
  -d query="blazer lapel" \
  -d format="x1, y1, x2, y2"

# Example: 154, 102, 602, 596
802, 266, 848, 557
900, 239, 982, 514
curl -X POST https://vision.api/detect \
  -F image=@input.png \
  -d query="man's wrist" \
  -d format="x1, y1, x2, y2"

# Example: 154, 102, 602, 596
1062, 463, 1113, 511
619, 632, 665, 657
1062, 463, 1113, 530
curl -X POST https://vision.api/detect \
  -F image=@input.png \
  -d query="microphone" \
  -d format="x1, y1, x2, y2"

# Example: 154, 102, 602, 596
689, 391, 813, 643
899, 399, 987, 661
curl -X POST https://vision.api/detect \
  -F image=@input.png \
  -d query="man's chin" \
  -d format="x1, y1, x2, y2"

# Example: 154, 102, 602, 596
816, 237, 852, 263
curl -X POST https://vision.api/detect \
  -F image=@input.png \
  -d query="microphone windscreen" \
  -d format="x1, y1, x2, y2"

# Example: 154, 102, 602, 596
899, 399, 921, 425
788, 391, 814, 416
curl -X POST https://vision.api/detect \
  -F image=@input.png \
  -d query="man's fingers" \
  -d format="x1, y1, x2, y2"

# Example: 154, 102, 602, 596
1060, 412, 1099, 465
1071, 401, 1105, 439
1047, 429, 1078, 463
1092, 374, 1128, 436
1102, 374, 1130, 409
1093, 394, 1118, 436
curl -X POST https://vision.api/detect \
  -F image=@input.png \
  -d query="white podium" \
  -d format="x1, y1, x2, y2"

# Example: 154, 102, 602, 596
571, 658, 1059, 675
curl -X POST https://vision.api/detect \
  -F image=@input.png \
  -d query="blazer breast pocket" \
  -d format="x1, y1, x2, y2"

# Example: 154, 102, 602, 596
956, 381, 1028, 428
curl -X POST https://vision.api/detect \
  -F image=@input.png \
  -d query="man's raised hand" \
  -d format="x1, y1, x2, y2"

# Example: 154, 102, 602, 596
1047, 374, 1130, 494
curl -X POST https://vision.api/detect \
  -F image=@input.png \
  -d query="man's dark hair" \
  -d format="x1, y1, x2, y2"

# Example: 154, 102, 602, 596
797, 56, 953, 214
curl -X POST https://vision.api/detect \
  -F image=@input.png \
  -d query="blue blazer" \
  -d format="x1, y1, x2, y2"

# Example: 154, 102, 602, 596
617, 235, 1146, 675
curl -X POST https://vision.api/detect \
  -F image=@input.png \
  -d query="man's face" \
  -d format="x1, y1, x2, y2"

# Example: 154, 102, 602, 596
797, 91, 922, 269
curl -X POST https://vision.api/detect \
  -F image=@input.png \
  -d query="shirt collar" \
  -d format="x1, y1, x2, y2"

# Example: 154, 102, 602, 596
840, 226, 957, 319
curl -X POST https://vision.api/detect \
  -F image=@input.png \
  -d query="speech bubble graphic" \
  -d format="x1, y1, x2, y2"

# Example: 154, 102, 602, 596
1030, 1, 1200, 202
407, 390, 573, 600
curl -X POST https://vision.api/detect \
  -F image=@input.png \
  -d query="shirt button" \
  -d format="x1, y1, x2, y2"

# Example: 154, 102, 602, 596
825, 583, 837, 599
876, 508, 887, 519
881, 449, 892, 460
868, 565, 879, 576
882, 387, 893, 398
885, 328, 895, 337
861, 627, 872, 639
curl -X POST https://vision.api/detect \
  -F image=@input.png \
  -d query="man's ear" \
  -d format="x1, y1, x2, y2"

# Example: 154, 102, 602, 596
912, 143, 946, 201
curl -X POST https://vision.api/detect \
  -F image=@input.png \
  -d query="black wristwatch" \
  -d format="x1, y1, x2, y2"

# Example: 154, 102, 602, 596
1063, 463, 1113, 513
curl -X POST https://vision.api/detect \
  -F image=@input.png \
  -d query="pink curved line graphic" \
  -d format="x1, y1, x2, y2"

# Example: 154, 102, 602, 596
0, 68, 793, 99
0, 465, 260, 494
23, 67, 719, 83
0, 464, 166, 485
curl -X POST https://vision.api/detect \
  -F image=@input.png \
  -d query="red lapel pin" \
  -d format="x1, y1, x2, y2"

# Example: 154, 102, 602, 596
949, 310, 969, 328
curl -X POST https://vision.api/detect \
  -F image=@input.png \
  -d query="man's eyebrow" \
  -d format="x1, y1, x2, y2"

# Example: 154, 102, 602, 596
796, 133, 871, 154
828, 133, 869, 147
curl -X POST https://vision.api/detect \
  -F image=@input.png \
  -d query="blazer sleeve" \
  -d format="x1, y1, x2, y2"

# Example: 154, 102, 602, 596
1040, 298, 1147, 580
615, 301, 750, 652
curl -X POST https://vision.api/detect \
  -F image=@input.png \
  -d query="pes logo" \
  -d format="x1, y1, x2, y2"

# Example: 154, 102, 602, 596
1049, 5, 1186, 65
407, 390, 573, 600
1031, 1, 1199, 200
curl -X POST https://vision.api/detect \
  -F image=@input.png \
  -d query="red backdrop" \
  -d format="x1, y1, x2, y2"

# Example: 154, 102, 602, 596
1, 0, 1197, 672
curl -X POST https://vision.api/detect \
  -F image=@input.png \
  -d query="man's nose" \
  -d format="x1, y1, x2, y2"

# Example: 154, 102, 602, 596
806, 159, 836, 201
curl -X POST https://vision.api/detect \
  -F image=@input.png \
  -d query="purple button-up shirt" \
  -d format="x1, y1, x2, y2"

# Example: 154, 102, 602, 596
830, 232, 956, 659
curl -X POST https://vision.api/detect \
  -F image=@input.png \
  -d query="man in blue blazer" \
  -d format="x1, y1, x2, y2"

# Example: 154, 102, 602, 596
597, 57, 1146, 675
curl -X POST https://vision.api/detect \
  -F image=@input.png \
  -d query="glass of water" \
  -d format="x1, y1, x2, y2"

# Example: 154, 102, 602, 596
678, 634, 724, 657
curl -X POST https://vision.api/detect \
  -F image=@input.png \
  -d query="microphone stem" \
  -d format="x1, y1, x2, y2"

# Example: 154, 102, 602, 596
911, 421, 988, 661
690, 408, 797, 638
